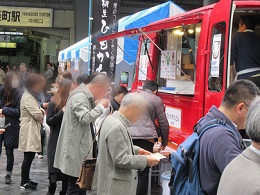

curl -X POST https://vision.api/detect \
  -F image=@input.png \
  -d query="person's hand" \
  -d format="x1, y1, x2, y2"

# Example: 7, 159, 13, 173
146, 155, 160, 167
43, 103, 49, 109
100, 99, 110, 108
138, 148, 152, 155
95, 99, 102, 106
62, 106, 66, 112
0, 114, 5, 118
0, 129, 5, 134
161, 146, 166, 151
40, 108, 45, 114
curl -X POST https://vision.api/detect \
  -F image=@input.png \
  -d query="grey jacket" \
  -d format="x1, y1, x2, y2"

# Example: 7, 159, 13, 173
128, 90, 169, 146
93, 111, 147, 195
217, 147, 260, 195
54, 84, 103, 177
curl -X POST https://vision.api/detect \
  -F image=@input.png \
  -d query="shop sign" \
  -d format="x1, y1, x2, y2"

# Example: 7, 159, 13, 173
165, 106, 182, 130
91, 0, 119, 77
0, 6, 53, 27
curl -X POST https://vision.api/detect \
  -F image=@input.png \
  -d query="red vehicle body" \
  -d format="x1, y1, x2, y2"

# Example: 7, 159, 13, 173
99, 0, 260, 146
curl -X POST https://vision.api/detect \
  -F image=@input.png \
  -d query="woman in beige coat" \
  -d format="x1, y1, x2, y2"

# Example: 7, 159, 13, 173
18, 73, 44, 190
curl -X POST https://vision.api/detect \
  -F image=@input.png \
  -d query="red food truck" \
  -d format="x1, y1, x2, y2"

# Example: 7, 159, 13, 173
99, 0, 260, 147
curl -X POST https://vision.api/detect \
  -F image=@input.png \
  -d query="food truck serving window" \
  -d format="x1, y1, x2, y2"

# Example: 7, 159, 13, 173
157, 23, 201, 95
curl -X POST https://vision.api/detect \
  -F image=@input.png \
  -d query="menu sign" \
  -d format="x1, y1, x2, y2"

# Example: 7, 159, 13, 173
0, 6, 53, 27
91, 0, 119, 77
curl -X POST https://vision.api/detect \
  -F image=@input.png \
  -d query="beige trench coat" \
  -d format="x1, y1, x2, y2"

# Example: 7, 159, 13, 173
18, 91, 44, 152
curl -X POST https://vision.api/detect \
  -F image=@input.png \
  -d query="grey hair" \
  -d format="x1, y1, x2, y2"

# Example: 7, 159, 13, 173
89, 74, 111, 85
246, 96, 260, 142
121, 92, 146, 108
20, 63, 27, 67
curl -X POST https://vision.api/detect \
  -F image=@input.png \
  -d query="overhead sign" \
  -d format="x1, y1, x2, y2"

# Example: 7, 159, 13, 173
91, 0, 119, 77
0, 42, 16, 48
165, 106, 182, 130
0, 35, 10, 42
0, 35, 27, 43
0, 6, 53, 27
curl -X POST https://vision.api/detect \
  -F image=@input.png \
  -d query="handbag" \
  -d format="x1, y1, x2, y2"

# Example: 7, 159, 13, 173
77, 122, 100, 190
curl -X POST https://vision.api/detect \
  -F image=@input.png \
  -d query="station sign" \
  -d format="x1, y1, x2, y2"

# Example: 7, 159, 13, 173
0, 6, 53, 27
0, 35, 28, 43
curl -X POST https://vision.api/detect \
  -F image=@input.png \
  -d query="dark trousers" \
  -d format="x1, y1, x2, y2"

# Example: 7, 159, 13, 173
5, 147, 14, 174
47, 174, 69, 195
66, 176, 86, 195
21, 152, 35, 185
133, 139, 154, 195
0, 134, 3, 156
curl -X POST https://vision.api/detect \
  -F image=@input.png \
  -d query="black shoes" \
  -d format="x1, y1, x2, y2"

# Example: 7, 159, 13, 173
20, 180, 38, 190
5, 175, 12, 184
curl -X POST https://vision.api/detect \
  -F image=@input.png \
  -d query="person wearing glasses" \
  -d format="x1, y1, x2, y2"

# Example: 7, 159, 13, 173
198, 80, 259, 195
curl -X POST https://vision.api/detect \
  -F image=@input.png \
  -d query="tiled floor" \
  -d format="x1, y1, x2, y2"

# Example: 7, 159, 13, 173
0, 149, 162, 195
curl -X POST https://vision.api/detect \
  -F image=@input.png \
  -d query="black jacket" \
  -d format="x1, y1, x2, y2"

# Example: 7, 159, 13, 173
46, 101, 64, 173
110, 98, 120, 111
0, 87, 23, 148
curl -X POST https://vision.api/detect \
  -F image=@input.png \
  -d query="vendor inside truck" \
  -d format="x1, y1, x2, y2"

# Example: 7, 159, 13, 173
231, 15, 260, 87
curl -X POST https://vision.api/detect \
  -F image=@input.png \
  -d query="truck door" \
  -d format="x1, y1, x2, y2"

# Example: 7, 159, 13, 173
204, 0, 235, 113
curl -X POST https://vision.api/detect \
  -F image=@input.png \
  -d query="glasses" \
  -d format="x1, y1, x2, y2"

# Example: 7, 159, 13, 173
243, 102, 250, 107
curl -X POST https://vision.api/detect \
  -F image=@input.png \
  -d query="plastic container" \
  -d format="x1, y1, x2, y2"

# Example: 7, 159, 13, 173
161, 171, 171, 195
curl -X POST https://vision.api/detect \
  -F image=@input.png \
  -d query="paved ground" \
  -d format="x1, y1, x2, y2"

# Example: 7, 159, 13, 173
0, 149, 162, 195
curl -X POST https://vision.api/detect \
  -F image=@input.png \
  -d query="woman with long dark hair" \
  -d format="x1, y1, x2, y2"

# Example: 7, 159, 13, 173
46, 79, 74, 195
0, 71, 23, 184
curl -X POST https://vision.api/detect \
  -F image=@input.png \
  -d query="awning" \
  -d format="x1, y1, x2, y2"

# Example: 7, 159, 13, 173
115, 1, 185, 65
58, 36, 91, 62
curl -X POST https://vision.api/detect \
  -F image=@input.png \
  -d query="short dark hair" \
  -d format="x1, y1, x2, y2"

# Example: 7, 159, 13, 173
221, 80, 260, 108
240, 15, 256, 31
77, 74, 90, 85
25, 73, 42, 91
143, 80, 159, 92
113, 86, 128, 97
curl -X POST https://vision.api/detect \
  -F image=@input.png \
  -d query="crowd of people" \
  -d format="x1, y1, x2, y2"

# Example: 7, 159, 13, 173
0, 44, 260, 195
0, 62, 169, 195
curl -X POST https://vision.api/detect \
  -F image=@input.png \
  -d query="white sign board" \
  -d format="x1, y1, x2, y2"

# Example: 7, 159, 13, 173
0, 6, 53, 27
160, 50, 176, 79
210, 34, 222, 77
165, 106, 182, 130
138, 55, 148, 81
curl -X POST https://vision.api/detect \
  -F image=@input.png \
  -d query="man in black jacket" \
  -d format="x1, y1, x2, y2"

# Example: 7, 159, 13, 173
110, 86, 128, 111
231, 15, 260, 87
128, 81, 169, 195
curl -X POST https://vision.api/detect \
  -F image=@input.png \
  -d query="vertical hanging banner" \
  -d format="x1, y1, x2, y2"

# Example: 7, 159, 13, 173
91, 0, 119, 78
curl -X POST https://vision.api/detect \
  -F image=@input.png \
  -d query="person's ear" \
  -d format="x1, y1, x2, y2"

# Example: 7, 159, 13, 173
237, 103, 245, 114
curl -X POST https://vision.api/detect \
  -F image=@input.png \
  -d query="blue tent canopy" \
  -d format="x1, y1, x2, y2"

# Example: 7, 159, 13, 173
58, 36, 91, 62
117, 1, 185, 65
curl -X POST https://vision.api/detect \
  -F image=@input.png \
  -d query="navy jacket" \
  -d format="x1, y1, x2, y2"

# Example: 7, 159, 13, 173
199, 106, 245, 195
0, 87, 23, 148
